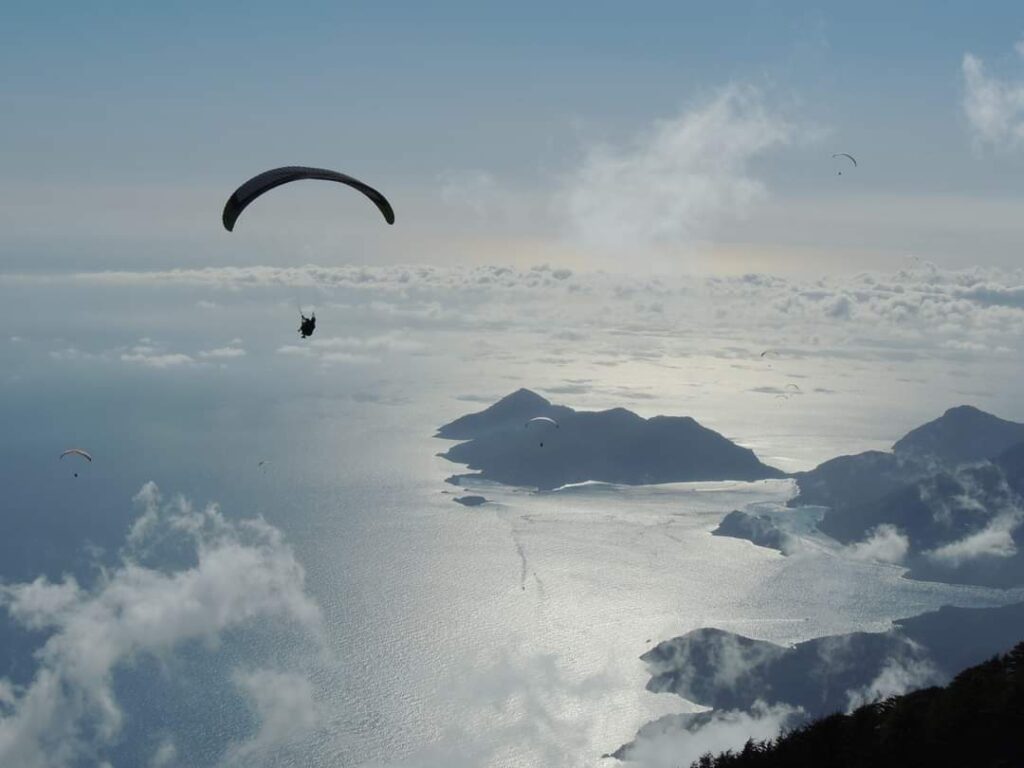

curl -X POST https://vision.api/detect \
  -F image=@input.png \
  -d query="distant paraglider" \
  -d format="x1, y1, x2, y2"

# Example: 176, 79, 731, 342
832, 153, 857, 175
525, 416, 559, 448
60, 448, 92, 478
221, 166, 395, 232
299, 311, 316, 339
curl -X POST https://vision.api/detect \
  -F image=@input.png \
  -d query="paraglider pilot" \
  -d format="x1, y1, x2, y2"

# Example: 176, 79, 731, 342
299, 311, 316, 339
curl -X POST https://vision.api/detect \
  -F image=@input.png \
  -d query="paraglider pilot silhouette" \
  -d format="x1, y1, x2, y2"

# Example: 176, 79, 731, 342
299, 311, 316, 339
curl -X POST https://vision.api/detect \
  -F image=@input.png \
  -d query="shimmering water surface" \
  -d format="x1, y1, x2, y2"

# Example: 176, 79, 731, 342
2, 274, 1022, 767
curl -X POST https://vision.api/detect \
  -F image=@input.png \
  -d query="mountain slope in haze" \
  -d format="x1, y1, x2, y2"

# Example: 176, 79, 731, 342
790, 405, 1024, 513
614, 602, 1024, 764
893, 404, 1024, 466
437, 390, 784, 490
777, 405, 1024, 587
788, 450, 927, 512
817, 439, 1024, 588
684, 639, 1024, 768
640, 602, 1024, 720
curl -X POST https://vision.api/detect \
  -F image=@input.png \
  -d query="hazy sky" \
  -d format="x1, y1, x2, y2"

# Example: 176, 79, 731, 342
4, 6, 1024, 766
3, 1, 1024, 272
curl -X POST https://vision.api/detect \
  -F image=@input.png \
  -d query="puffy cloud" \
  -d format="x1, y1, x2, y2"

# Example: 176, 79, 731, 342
198, 346, 247, 359
310, 333, 422, 354
221, 670, 321, 766
148, 740, 177, 768
276, 332, 422, 366
962, 50, 1024, 149
623, 702, 802, 768
49, 347, 105, 362
953, 283, 1024, 308
845, 656, 941, 711
0, 483, 322, 768
559, 85, 794, 251
120, 350, 195, 368
847, 525, 910, 564
924, 515, 1020, 566
437, 169, 503, 216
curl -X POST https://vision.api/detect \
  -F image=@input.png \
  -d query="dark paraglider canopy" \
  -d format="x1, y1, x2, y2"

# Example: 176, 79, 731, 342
832, 153, 857, 175
222, 167, 395, 231
60, 448, 93, 462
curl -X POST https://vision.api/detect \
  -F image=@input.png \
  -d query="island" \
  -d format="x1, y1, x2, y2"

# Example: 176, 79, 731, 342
453, 495, 489, 507
437, 389, 784, 491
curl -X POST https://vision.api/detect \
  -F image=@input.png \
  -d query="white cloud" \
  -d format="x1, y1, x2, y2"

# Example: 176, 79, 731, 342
274, 344, 313, 357
845, 656, 941, 711
198, 346, 247, 359
0, 483, 322, 768
276, 332, 421, 366
847, 524, 910, 564
14, 261, 1024, 372
559, 85, 794, 251
309, 333, 422, 354
49, 347, 104, 362
120, 347, 195, 368
624, 702, 802, 768
962, 50, 1024, 149
438, 169, 502, 216
924, 514, 1020, 566
222, 670, 321, 766
318, 351, 379, 365
148, 739, 177, 768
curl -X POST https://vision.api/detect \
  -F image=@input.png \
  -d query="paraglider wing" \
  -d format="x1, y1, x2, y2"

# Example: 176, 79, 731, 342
525, 416, 559, 448
831, 153, 857, 171
524, 416, 560, 429
60, 449, 92, 462
222, 166, 395, 231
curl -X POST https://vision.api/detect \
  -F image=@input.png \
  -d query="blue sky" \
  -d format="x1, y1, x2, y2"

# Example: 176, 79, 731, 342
2, 2, 1023, 270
